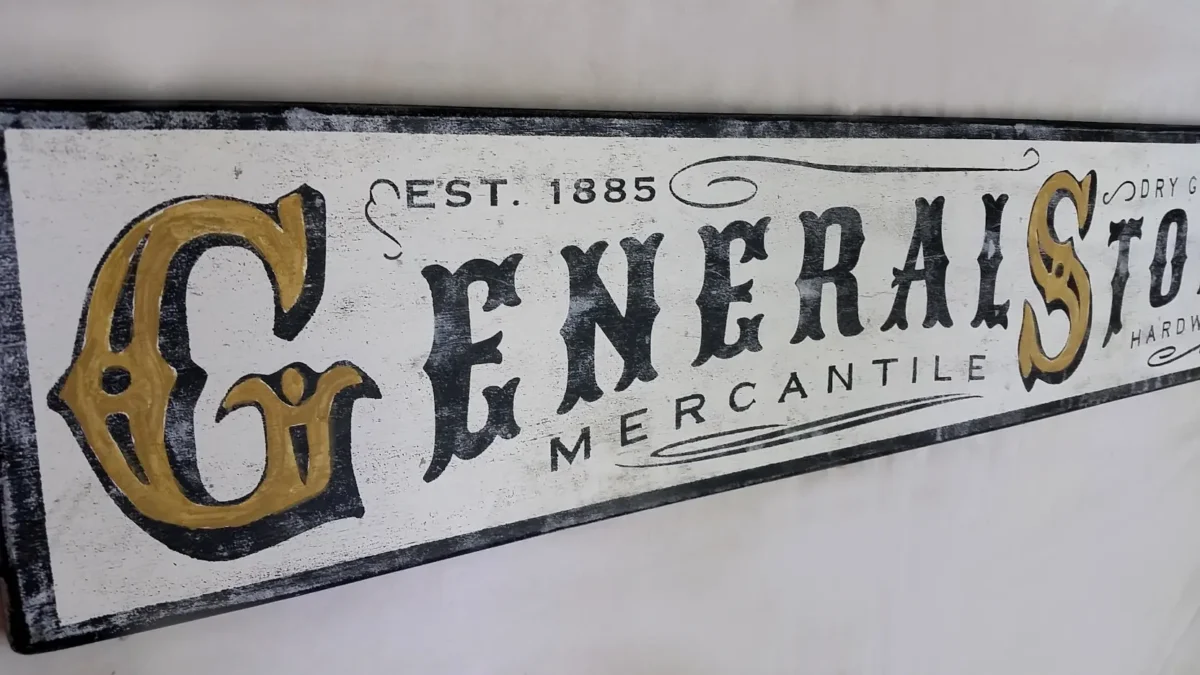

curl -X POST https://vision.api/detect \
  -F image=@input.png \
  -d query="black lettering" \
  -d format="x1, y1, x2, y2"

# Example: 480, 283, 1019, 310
693, 217, 769, 366
480, 178, 507, 206
1163, 320, 1172, 338
1131, 329, 1141, 348
778, 372, 809, 403
1141, 179, 1151, 198
827, 363, 852, 393
882, 197, 953, 330
934, 355, 951, 381
1170, 177, 1179, 196
1151, 209, 1187, 307
406, 179, 435, 209
872, 357, 898, 386
445, 179, 472, 207
791, 207, 865, 342
550, 427, 591, 471
729, 382, 756, 412
675, 394, 706, 429
971, 194, 1010, 329
1102, 218, 1143, 347
911, 356, 918, 383
969, 354, 986, 381
558, 235, 663, 414
620, 409, 648, 446
421, 255, 523, 482
1156, 178, 1165, 198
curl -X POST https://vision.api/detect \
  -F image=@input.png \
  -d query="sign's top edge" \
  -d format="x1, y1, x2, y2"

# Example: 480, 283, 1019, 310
0, 101, 1197, 142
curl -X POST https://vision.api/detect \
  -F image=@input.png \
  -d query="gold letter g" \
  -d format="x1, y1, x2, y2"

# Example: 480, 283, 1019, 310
49, 186, 378, 561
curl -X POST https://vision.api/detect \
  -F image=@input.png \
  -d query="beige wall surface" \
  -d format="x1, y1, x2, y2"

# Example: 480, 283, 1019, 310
3, 1, 1200, 673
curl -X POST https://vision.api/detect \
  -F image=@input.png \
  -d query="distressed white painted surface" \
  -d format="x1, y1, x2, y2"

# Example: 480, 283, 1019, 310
2, 0, 1200, 673
6, 128, 1197, 624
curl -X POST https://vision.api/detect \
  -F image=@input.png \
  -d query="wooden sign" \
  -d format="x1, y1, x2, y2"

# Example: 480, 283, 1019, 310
2, 104, 1199, 651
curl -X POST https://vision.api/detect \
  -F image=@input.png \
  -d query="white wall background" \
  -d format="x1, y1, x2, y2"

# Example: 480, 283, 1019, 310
3, 1, 1200, 673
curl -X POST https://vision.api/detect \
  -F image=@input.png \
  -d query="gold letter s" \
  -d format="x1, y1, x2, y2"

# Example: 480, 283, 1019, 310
1018, 171, 1096, 390
49, 186, 379, 561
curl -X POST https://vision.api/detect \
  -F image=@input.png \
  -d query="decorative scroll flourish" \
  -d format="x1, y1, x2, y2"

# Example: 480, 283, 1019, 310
1147, 342, 1200, 367
1102, 180, 1137, 205
616, 393, 979, 468
668, 148, 1041, 208
365, 178, 404, 260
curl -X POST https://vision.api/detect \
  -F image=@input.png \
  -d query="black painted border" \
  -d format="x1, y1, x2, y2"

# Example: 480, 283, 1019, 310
1, 101, 1199, 654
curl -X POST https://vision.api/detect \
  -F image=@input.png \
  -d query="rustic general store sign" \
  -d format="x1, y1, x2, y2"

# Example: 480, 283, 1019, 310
3, 105, 1200, 651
